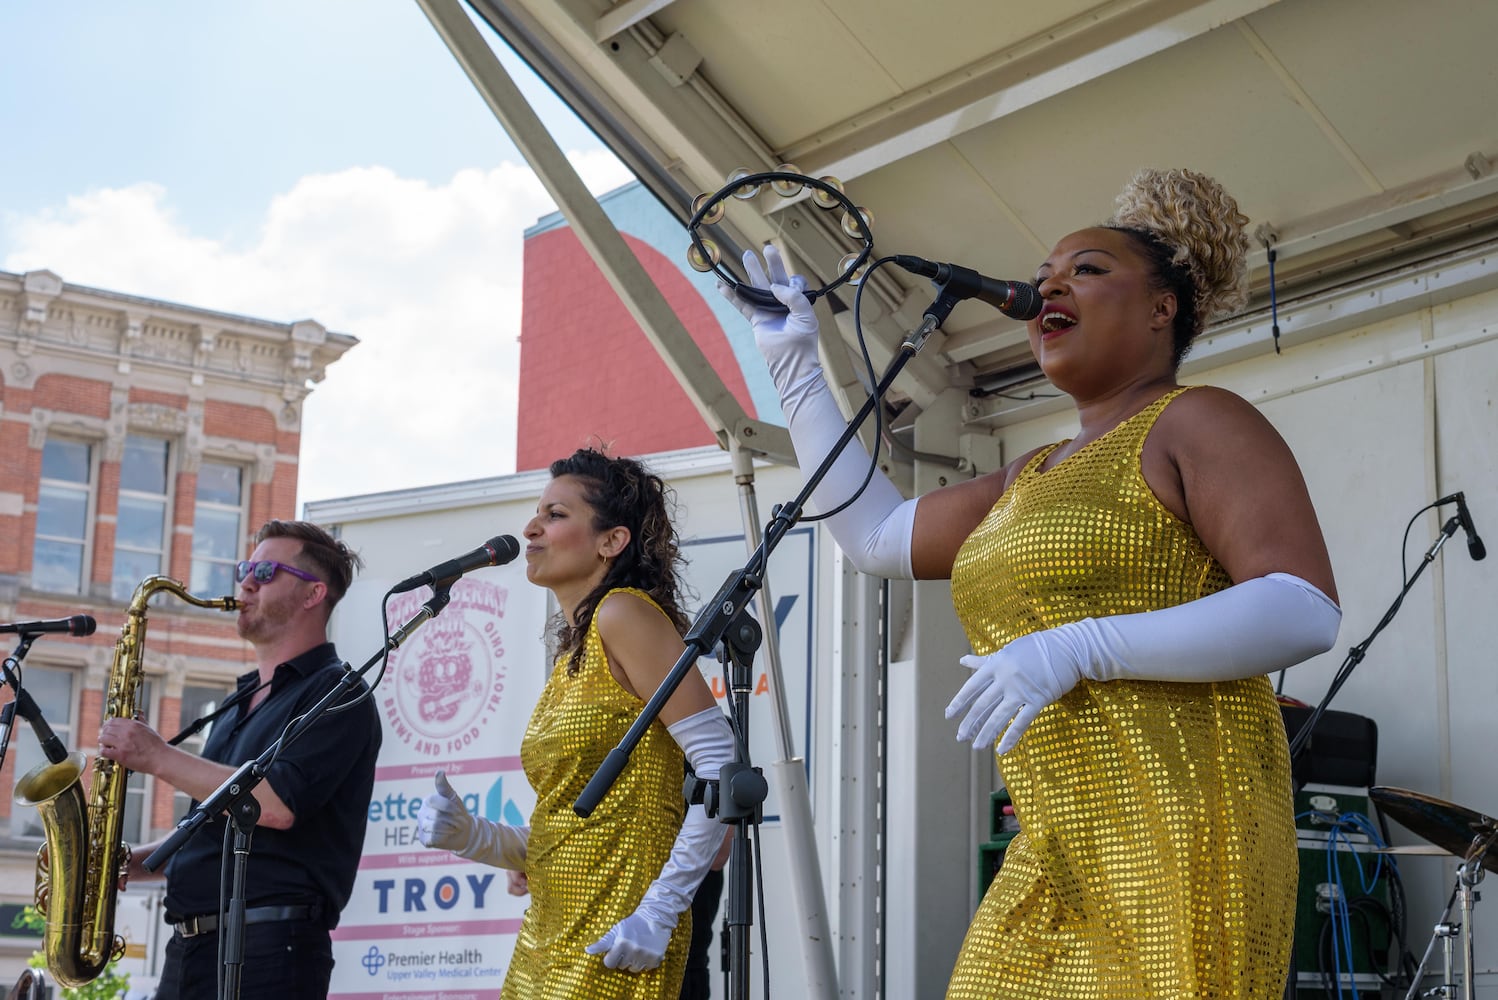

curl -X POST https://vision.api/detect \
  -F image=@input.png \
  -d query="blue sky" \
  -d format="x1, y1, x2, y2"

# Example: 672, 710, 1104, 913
0, 1, 629, 508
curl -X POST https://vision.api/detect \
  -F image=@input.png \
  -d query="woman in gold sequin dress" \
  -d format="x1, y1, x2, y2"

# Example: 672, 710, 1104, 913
415, 449, 733, 999
726, 169, 1342, 998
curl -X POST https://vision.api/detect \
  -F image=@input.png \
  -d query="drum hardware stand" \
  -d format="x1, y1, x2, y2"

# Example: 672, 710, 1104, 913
574, 283, 974, 999
1403, 828, 1495, 1000
144, 584, 457, 999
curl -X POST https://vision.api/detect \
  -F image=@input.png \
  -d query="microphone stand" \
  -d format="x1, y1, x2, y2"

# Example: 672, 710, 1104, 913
1287, 514, 1462, 763
574, 287, 967, 999
1281, 512, 1462, 1000
0, 637, 38, 773
2, 635, 72, 770
0, 700, 13, 775
686, 617, 769, 1000
144, 583, 457, 1000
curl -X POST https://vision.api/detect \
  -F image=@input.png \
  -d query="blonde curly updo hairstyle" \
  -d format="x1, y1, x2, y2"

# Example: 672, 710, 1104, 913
1106, 167, 1251, 365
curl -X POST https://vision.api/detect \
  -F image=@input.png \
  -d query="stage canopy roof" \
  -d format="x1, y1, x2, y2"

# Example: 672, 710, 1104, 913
455, 0, 1498, 443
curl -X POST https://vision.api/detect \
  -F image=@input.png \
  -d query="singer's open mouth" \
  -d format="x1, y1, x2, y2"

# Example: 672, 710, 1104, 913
1040, 311, 1076, 334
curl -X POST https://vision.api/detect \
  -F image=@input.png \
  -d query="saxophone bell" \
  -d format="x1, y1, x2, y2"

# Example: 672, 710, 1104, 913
14, 575, 237, 987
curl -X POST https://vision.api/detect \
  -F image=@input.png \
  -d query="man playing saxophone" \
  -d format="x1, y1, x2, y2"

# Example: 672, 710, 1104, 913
98, 519, 382, 1000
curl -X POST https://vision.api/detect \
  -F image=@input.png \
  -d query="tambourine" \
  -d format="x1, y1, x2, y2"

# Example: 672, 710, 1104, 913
686, 168, 875, 313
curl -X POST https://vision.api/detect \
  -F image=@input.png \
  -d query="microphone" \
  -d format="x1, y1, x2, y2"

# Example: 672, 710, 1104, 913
0, 702, 15, 763
1436, 493, 1487, 560
391, 536, 521, 594
1, 667, 70, 764
1453, 492, 1487, 561
893, 255, 1043, 321
0, 615, 97, 637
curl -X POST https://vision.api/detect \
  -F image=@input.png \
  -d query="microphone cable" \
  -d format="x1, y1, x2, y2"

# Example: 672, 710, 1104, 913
796, 255, 904, 525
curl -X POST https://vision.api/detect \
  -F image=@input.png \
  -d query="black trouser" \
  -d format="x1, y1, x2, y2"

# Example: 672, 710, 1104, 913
154, 917, 333, 1000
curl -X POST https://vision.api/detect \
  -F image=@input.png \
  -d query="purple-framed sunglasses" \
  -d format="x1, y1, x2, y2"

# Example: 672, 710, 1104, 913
235, 559, 321, 585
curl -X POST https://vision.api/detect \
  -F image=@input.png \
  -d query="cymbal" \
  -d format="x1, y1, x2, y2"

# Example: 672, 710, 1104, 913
1370, 786, 1498, 872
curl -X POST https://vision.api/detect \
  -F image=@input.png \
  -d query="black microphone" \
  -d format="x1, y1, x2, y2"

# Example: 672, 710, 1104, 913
1453, 492, 1487, 561
1, 666, 70, 764
893, 255, 1043, 321
1436, 493, 1487, 561
0, 702, 15, 763
0, 615, 97, 637
391, 536, 521, 594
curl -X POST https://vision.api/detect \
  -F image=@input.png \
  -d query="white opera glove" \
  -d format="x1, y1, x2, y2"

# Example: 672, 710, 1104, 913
947, 572, 1342, 754
720, 246, 916, 579
416, 770, 529, 870
585, 707, 733, 973
720, 244, 822, 398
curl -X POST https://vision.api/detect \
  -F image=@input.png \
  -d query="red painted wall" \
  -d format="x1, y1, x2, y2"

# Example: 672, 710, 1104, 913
516, 228, 755, 470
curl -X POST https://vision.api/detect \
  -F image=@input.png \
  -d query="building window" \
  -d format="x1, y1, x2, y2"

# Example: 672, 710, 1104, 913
9, 667, 75, 839
191, 462, 245, 598
112, 435, 172, 600
172, 683, 235, 823
33, 439, 94, 594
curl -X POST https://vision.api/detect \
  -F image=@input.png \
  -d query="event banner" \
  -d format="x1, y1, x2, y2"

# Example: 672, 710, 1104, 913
330, 569, 547, 1000
328, 524, 813, 997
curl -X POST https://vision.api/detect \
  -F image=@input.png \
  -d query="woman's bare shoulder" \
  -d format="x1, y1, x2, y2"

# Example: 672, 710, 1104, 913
594, 588, 667, 631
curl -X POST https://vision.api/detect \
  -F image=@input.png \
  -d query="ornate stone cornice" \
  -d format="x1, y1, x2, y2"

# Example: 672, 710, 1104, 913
0, 268, 357, 394
17, 270, 62, 355
193, 435, 279, 484
180, 400, 206, 473
28, 408, 109, 450
129, 402, 189, 435
104, 386, 130, 462
116, 310, 145, 374
192, 324, 219, 387
254, 443, 278, 484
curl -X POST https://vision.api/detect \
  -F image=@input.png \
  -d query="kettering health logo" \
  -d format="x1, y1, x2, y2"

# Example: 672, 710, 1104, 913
383, 580, 511, 756
363, 946, 386, 977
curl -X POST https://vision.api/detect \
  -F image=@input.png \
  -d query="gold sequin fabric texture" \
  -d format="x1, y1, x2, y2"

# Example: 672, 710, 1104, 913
504, 588, 690, 999
946, 388, 1297, 999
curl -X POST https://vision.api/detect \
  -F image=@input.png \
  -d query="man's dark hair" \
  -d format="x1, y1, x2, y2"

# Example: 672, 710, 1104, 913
254, 519, 363, 608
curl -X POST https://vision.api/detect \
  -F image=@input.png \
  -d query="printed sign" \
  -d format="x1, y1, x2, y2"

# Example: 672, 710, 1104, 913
331, 569, 547, 999
329, 521, 815, 997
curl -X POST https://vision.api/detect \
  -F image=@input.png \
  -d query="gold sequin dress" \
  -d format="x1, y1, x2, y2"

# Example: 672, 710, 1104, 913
505, 588, 690, 999
946, 388, 1297, 1000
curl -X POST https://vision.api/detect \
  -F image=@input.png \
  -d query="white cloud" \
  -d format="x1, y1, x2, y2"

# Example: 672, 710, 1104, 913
2, 151, 634, 510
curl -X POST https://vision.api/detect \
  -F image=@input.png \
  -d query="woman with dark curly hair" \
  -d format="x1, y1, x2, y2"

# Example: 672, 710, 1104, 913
415, 448, 732, 999
726, 169, 1342, 997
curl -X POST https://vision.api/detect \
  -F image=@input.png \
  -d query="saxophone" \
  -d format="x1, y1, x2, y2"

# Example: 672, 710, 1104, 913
14, 575, 238, 987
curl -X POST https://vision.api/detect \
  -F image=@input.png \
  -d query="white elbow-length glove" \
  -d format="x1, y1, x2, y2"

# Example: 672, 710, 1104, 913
947, 572, 1342, 753
585, 707, 734, 973
416, 770, 529, 869
720, 245, 916, 579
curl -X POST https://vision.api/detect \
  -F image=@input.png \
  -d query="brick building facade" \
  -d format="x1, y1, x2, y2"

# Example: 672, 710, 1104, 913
0, 267, 353, 980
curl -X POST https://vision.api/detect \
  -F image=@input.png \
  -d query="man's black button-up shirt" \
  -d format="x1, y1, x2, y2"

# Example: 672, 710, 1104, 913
163, 642, 381, 928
